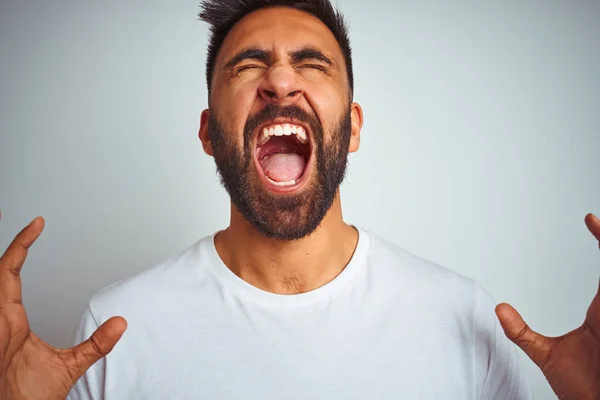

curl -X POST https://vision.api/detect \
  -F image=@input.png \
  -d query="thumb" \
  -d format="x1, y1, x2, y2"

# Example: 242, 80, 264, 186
67, 316, 127, 380
495, 303, 554, 369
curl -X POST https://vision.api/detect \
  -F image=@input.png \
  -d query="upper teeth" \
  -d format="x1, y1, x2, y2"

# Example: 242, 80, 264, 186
258, 124, 308, 145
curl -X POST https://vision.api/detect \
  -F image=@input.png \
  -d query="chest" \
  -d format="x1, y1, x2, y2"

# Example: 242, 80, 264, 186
104, 305, 477, 399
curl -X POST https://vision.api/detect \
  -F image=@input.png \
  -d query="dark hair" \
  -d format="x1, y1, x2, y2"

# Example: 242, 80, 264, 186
198, 0, 354, 98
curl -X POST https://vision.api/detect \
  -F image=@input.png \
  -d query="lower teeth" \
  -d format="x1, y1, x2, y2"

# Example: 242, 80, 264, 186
266, 176, 297, 186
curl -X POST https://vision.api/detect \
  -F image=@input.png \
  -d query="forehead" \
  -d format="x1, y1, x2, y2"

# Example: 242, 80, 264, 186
217, 7, 343, 64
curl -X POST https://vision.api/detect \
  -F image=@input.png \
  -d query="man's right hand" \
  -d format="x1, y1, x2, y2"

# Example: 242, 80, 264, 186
0, 213, 127, 400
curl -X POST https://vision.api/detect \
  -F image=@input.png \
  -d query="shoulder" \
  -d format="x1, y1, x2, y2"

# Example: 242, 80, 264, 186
364, 229, 482, 303
86, 234, 216, 319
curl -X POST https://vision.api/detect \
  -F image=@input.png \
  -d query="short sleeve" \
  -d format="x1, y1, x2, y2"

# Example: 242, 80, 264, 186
66, 305, 106, 400
473, 285, 533, 400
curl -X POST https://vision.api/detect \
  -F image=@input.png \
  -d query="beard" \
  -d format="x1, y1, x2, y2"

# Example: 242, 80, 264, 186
207, 104, 352, 241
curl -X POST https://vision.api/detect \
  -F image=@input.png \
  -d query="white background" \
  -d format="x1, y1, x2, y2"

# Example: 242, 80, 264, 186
1, 1, 599, 398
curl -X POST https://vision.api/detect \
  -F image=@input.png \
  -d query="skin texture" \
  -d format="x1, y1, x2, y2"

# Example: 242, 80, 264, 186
198, 7, 363, 295
0, 6, 597, 400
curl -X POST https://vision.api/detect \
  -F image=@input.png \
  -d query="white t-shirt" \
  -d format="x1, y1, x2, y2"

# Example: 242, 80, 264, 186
68, 228, 532, 399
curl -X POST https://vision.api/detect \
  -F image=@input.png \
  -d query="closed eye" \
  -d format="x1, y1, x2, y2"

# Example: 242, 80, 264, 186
236, 64, 266, 73
297, 64, 327, 72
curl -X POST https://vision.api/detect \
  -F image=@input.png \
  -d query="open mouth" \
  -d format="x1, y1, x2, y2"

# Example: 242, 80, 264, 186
254, 121, 312, 191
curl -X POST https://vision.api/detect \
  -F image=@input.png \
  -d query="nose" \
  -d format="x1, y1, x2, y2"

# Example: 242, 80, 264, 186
258, 65, 303, 105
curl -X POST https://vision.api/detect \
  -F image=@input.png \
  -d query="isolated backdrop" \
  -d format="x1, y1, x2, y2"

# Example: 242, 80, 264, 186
1, 1, 599, 398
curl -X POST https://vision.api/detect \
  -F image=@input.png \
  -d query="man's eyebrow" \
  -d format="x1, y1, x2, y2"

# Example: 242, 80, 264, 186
289, 47, 334, 66
224, 48, 271, 69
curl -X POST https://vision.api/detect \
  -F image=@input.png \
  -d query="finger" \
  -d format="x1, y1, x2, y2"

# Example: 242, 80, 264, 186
0, 216, 45, 303
585, 278, 600, 328
495, 303, 555, 369
66, 316, 128, 381
584, 213, 600, 247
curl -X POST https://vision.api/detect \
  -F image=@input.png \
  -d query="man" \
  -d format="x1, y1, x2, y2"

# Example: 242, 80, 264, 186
0, 0, 598, 399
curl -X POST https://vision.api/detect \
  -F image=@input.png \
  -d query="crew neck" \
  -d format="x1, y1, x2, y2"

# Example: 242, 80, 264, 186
204, 227, 370, 308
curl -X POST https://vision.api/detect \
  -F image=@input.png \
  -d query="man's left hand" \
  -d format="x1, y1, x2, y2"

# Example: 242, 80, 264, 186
496, 213, 600, 400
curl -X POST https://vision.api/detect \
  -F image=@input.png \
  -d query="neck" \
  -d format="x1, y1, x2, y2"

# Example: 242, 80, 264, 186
214, 192, 359, 295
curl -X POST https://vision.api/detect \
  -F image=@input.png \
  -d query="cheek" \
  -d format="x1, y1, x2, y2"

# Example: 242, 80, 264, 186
301, 67, 347, 101
303, 81, 348, 142
215, 81, 259, 138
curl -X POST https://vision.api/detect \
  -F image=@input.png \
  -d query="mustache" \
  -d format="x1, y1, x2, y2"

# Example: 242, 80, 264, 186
243, 104, 322, 144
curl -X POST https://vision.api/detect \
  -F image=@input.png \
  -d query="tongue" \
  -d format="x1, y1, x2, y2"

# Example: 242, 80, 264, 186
260, 153, 306, 182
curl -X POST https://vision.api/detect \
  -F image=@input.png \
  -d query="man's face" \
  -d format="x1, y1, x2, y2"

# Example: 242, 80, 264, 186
200, 7, 361, 240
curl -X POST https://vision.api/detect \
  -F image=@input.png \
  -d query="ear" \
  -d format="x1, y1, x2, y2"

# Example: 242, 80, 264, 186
348, 102, 363, 153
199, 109, 213, 156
